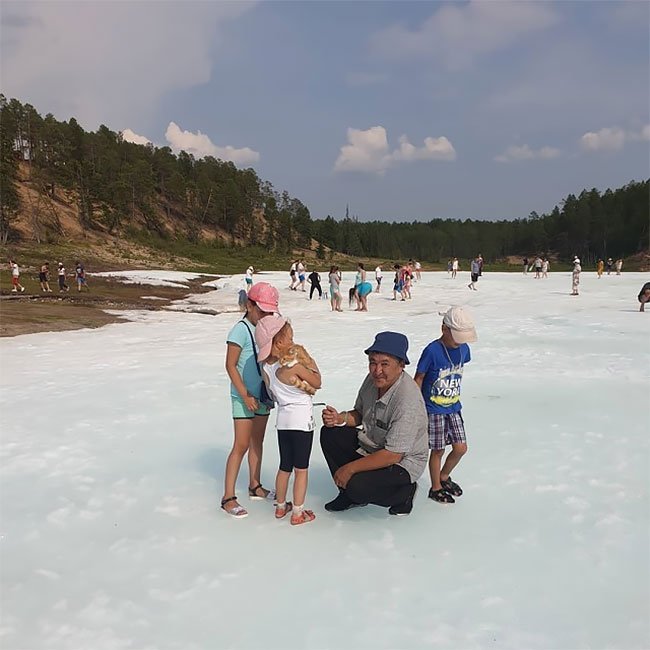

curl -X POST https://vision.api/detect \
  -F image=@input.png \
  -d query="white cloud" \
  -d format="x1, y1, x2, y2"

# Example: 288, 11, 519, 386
495, 144, 561, 163
0, 2, 254, 129
121, 129, 151, 146
580, 125, 649, 152
165, 122, 260, 165
369, 1, 558, 69
334, 126, 455, 174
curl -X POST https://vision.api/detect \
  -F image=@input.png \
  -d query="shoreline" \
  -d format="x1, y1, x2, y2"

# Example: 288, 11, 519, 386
0, 275, 221, 338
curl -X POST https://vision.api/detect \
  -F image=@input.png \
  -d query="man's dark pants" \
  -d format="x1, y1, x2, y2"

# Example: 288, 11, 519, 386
320, 426, 413, 507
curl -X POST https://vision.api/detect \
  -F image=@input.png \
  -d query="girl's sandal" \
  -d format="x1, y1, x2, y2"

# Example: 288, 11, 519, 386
221, 496, 248, 518
275, 502, 293, 519
248, 484, 277, 501
290, 509, 316, 526
428, 488, 455, 504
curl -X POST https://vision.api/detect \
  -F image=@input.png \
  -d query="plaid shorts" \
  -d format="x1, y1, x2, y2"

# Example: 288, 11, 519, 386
427, 412, 466, 450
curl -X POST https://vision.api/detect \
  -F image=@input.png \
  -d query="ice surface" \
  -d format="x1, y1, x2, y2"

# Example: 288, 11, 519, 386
1, 270, 648, 650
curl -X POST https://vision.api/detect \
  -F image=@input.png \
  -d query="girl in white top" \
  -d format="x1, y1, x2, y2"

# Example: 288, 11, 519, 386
245, 265, 254, 291
255, 316, 322, 525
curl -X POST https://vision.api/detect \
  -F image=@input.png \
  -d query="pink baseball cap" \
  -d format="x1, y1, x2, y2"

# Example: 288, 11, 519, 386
254, 315, 288, 362
247, 282, 279, 313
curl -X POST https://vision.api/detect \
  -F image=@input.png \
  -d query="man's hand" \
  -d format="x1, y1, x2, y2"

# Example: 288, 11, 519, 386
322, 405, 342, 427
244, 395, 259, 412
333, 463, 356, 489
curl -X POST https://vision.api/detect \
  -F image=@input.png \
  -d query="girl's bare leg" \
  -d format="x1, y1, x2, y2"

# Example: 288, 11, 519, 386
247, 414, 269, 493
292, 468, 308, 507
276, 470, 291, 504
222, 418, 253, 509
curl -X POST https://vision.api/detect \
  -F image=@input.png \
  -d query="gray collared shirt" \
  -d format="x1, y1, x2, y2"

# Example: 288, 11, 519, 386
353, 372, 429, 482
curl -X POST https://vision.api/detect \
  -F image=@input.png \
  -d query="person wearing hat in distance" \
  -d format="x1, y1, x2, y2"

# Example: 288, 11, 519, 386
571, 256, 582, 296
255, 315, 322, 525
320, 332, 428, 516
414, 307, 477, 504
221, 282, 280, 518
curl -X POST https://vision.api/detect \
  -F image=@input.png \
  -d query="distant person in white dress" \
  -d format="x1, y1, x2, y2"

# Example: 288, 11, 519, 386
615, 259, 623, 275
571, 257, 581, 295
415, 260, 422, 281
245, 265, 254, 292
374, 265, 383, 292
451, 258, 459, 279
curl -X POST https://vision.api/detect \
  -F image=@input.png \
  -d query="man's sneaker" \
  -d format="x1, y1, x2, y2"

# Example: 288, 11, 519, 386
389, 483, 418, 516
324, 492, 367, 512
441, 477, 463, 497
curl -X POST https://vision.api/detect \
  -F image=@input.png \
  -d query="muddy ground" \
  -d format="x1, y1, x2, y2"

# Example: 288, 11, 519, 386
0, 276, 218, 338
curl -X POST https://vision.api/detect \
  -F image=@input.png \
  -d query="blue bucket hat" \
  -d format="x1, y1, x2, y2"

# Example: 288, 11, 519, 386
364, 331, 410, 365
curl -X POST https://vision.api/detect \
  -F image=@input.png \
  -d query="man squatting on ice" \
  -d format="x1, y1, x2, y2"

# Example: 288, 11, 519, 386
320, 332, 428, 516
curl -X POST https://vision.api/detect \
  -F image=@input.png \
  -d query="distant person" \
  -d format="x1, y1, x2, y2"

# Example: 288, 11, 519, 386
245, 265, 254, 292
374, 265, 383, 292
57, 263, 69, 293
522, 257, 529, 274
615, 259, 623, 275
452, 257, 459, 279
289, 260, 298, 290
606, 258, 613, 275
468, 257, 480, 291
638, 282, 650, 312
39, 263, 52, 292
256, 315, 322, 525
320, 331, 428, 516
415, 260, 422, 281
221, 282, 280, 518
542, 258, 549, 278
9, 260, 25, 293
328, 265, 343, 312
571, 257, 581, 295
597, 259, 604, 278
447, 260, 452, 276
75, 261, 89, 292
415, 307, 477, 504
534, 256, 543, 279
307, 269, 322, 300
297, 260, 307, 291
354, 263, 372, 311
477, 254, 484, 276
392, 264, 401, 300
237, 289, 248, 312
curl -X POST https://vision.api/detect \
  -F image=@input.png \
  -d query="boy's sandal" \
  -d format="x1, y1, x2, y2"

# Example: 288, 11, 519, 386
428, 488, 455, 504
248, 484, 276, 501
441, 477, 463, 497
290, 509, 316, 526
221, 496, 248, 518
275, 502, 293, 519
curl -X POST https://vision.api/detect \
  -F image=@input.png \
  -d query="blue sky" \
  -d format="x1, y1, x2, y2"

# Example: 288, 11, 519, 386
2, 1, 648, 221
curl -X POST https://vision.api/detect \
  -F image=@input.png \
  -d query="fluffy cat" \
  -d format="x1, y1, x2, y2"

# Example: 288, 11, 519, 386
278, 344, 319, 395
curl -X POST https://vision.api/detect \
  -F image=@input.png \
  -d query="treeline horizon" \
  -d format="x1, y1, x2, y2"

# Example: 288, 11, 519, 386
1, 96, 648, 263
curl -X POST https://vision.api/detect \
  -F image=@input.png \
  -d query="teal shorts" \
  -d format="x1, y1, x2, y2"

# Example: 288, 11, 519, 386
231, 396, 270, 419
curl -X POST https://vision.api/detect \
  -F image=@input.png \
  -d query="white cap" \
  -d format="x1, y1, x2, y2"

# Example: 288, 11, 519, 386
442, 306, 478, 344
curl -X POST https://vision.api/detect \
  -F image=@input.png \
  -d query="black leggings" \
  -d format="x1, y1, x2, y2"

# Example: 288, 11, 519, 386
278, 429, 314, 471
309, 283, 322, 299
320, 426, 413, 507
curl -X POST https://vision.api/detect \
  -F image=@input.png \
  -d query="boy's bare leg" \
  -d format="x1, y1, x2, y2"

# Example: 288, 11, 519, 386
440, 443, 468, 482
428, 450, 444, 490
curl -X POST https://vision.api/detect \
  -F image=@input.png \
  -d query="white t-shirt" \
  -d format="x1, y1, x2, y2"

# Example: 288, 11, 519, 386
415, 261, 421, 270
11, 263, 19, 278
264, 361, 314, 431
246, 266, 254, 280
375, 266, 382, 279
452, 260, 458, 270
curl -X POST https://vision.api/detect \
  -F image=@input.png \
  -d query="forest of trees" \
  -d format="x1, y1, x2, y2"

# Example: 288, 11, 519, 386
1, 96, 648, 262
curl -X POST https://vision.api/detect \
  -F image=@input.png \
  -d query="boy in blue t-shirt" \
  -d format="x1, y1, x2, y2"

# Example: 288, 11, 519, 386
414, 306, 477, 504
